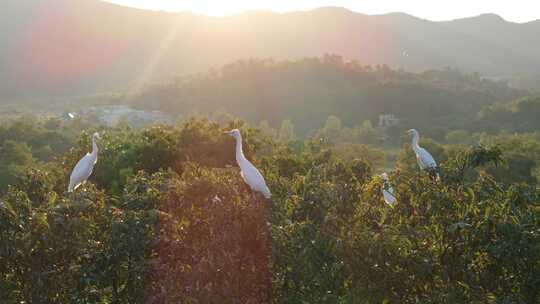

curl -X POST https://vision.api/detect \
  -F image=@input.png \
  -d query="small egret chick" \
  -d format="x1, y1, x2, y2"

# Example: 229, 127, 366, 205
380, 173, 397, 206
68, 132, 101, 192
225, 129, 271, 202
407, 129, 440, 181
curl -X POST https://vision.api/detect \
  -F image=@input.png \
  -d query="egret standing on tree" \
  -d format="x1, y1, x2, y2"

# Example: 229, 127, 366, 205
407, 129, 440, 181
68, 132, 101, 192
380, 172, 397, 206
225, 129, 271, 202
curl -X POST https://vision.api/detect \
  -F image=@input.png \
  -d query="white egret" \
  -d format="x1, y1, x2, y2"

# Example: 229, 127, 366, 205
225, 129, 271, 202
68, 132, 101, 192
381, 173, 397, 206
407, 129, 440, 181
62, 112, 76, 121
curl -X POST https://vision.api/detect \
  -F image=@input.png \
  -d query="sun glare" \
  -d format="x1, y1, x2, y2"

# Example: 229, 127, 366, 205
196, 1, 261, 16
106, 0, 298, 16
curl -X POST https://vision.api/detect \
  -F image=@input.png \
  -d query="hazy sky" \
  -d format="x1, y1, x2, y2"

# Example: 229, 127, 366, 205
104, 0, 540, 22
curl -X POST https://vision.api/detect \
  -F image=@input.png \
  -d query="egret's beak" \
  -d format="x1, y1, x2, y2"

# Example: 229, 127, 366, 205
223, 131, 231, 135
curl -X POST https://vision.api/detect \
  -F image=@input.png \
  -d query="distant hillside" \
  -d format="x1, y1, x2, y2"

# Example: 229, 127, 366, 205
1, 0, 539, 99
130, 57, 525, 138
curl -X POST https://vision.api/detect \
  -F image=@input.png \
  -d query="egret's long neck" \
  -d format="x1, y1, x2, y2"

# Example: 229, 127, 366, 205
411, 134, 420, 150
235, 136, 245, 163
91, 138, 98, 157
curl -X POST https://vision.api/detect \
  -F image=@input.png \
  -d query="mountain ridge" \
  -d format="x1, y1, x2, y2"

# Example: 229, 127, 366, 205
1, 0, 539, 100
105, 1, 539, 24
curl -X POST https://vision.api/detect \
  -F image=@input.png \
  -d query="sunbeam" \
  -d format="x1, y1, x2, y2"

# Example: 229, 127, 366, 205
127, 17, 185, 97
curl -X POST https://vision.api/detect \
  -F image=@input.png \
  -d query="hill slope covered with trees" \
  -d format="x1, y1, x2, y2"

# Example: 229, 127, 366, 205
130, 56, 527, 138
2, 0, 540, 99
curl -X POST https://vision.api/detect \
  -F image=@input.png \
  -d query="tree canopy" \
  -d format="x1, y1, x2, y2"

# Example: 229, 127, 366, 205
1, 118, 539, 303
130, 57, 524, 139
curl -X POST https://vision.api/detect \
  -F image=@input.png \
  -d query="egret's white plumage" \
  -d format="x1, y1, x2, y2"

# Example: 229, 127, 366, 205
226, 129, 271, 199
407, 129, 439, 181
381, 173, 397, 206
68, 133, 100, 192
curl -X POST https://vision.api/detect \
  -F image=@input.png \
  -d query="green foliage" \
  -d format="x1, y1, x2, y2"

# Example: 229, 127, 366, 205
450, 132, 540, 184
316, 116, 379, 146
1, 118, 540, 303
442, 145, 504, 184
147, 164, 272, 302
131, 57, 523, 138
474, 97, 540, 134
0, 140, 35, 191
446, 130, 473, 145
278, 120, 297, 143
0, 116, 89, 192
332, 143, 386, 169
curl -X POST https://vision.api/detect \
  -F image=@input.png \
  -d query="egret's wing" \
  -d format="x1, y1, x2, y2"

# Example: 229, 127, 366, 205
416, 155, 426, 170
68, 154, 95, 191
383, 189, 397, 206
417, 148, 437, 169
240, 160, 271, 198
382, 180, 396, 206
240, 170, 248, 184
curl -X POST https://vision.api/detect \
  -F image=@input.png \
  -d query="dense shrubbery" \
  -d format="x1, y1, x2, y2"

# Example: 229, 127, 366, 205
1, 119, 540, 303
474, 97, 540, 134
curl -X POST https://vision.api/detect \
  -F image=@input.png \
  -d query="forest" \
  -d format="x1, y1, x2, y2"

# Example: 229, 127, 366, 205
0, 101, 539, 302
0, 52, 539, 304
2, 0, 540, 301
130, 56, 527, 138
